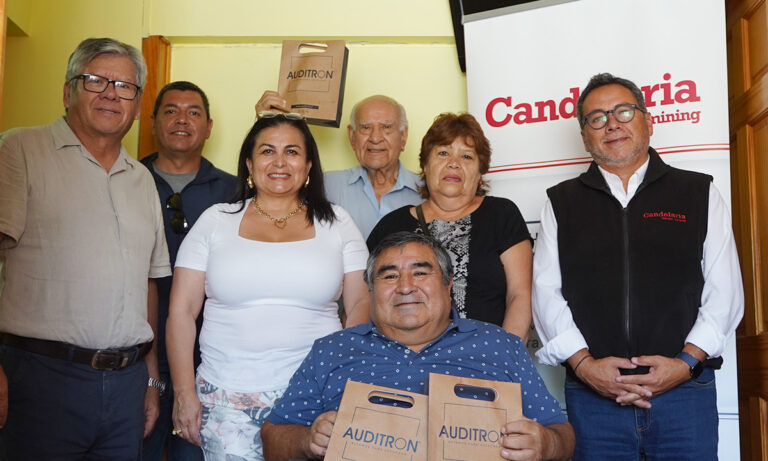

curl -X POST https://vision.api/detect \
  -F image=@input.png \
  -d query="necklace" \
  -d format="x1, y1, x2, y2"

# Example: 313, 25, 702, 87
251, 200, 305, 229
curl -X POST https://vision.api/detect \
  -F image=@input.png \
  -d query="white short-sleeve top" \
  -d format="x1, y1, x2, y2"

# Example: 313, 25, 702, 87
175, 200, 368, 392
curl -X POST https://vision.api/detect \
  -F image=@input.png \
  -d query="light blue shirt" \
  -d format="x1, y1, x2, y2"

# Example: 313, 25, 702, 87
324, 162, 421, 239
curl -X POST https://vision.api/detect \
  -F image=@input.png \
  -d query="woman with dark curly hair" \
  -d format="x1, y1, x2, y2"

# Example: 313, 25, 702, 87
368, 112, 532, 341
166, 113, 369, 460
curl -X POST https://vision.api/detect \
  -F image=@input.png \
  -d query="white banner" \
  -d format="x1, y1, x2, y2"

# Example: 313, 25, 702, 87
465, 0, 738, 458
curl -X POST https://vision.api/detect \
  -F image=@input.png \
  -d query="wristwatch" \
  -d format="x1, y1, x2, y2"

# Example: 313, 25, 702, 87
148, 377, 167, 395
675, 352, 704, 379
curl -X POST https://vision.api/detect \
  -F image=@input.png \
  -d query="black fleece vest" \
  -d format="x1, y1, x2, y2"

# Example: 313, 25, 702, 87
547, 149, 719, 370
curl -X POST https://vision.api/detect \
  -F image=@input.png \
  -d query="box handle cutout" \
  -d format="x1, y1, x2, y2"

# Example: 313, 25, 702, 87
298, 42, 328, 54
367, 390, 415, 408
453, 384, 497, 402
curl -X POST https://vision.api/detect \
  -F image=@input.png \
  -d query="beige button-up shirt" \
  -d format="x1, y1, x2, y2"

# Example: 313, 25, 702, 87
0, 117, 171, 348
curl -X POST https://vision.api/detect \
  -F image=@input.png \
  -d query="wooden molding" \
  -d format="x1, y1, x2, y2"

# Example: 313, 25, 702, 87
737, 332, 768, 400
139, 35, 171, 160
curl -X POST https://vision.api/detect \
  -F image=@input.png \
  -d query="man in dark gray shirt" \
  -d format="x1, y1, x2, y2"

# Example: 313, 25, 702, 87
141, 81, 236, 461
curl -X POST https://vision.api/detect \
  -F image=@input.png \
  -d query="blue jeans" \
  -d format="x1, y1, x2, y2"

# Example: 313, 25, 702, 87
142, 373, 204, 461
565, 367, 718, 461
0, 345, 147, 461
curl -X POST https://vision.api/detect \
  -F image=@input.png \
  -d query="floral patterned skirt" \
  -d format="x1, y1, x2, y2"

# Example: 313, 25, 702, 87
196, 375, 286, 461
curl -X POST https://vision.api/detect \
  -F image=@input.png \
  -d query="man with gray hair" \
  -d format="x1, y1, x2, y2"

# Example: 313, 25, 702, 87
532, 72, 743, 459
0, 37, 171, 458
256, 92, 421, 238
261, 231, 574, 461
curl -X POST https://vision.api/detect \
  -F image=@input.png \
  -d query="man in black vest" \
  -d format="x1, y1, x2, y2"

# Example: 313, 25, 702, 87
532, 73, 743, 460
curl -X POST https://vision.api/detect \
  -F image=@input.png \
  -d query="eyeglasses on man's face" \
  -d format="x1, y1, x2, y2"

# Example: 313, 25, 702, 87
583, 103, 645, 130
165, 193, 189, 234
71, 73, 141, 101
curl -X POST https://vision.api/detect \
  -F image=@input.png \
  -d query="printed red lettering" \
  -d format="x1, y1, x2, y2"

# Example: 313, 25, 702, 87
486, 97, 512, 127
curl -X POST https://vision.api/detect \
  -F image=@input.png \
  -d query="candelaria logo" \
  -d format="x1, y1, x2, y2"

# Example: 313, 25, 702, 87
486, 73, 701, 128
643, 211, 687, 223
438, 425, 502, 444
341, 426, 419, 453
286, 69, 334, 80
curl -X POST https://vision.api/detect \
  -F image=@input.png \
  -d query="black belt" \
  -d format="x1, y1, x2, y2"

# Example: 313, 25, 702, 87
0, 333, 151, 371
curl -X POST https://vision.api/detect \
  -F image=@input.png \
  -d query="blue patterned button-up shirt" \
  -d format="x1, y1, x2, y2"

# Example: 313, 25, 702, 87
267, 312, 566, 427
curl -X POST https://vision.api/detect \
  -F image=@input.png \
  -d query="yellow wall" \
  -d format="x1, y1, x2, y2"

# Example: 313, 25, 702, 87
6, 0, 31, 36
170, 42, 466, 173
2, 0, 467, 171
144, 0, 453, 39
2, 0, 143, 150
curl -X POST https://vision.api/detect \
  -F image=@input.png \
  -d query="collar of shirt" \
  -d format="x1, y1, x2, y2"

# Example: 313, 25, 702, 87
597, 156, 650, 207
52, 116, 134, 174
347, 161, 420, 193
141, 151, 221, 187
346, 308, 478, 349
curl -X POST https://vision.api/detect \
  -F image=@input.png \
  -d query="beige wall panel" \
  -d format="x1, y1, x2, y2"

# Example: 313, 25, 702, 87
6, 0, 31, 36
170, 42, 467, 175
1, 0, 143, 152
146, 0, 453, 38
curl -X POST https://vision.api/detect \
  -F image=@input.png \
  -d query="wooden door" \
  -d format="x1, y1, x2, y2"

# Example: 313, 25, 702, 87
727, 0, 768, 459
139, 35, 171, 160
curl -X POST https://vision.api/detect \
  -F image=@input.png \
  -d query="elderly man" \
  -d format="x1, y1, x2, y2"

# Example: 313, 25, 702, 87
0, 38, 171, 459
261, 231, 574, 461
532, 73, 743, 460
141, 81, 235, 461
255, 92, 421, 238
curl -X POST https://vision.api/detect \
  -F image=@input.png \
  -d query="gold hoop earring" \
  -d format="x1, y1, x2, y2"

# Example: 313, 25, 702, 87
247, 175, 255, 189
304, 176, 310, 187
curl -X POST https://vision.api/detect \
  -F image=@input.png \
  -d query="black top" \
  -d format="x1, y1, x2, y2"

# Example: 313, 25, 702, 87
547, 148, 718, 374
367, 196, 531, 327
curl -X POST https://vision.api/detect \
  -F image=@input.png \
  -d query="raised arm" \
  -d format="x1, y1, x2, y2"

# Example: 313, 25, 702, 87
255, 90, 288, 114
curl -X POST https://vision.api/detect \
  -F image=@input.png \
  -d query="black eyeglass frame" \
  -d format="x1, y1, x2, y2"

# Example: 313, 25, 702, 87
165, 193, 189, 234
583, 103, 646, 130
70, 73, 142, 101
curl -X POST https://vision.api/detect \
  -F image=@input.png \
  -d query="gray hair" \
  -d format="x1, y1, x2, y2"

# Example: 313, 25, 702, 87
364, 231, 453, 290
349, 95, 408, 131
576, 73, 646, 130
65, 38, 147, 89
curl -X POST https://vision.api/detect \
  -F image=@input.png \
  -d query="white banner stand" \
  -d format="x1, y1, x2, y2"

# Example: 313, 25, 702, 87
464, 1, 738, 458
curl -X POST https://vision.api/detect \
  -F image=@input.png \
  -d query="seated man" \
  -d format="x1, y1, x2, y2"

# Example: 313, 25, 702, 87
261, 232, 574, 461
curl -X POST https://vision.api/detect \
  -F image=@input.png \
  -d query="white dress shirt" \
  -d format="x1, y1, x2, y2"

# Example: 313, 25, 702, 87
532, 157, 744, 366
